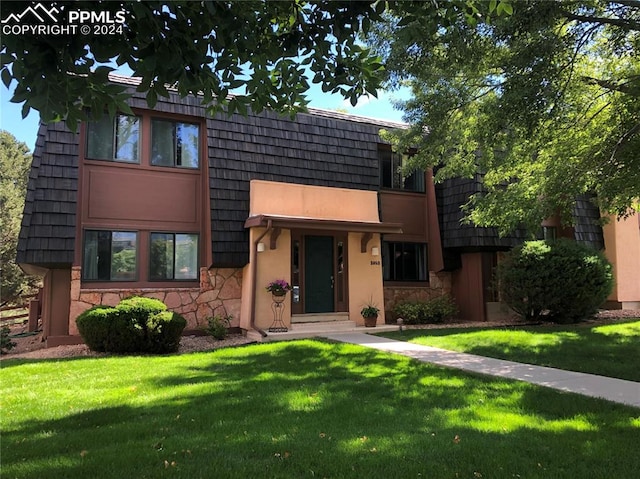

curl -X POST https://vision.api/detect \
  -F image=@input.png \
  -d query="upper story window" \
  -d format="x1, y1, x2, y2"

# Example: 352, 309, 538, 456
86, 114, 140, 163
538, 226, 557, 241
151, 119, 200, 168
379, 148, 425, 193
85, 113, 201, 169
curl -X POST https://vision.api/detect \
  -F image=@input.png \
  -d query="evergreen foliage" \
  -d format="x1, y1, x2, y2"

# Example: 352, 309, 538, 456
76, 297, 186, 353
0, 131, 39, 304
497, 239, 614, 323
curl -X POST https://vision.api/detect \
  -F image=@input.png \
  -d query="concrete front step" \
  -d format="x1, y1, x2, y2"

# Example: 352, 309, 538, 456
291, 312, 350, 323
246, 321, 399, 342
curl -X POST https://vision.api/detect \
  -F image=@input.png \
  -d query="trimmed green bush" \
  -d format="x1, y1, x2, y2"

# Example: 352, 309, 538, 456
76, 305, 142, 353
76, 297, 186, 354
393, 295, 458, 324
497, 239, 613, 323
116, 296, 167, 324
145, 311, 187, 353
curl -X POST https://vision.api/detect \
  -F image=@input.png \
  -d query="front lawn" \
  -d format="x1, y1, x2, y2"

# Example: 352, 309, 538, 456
1, 340, 639, 478
381, 319, 640, 381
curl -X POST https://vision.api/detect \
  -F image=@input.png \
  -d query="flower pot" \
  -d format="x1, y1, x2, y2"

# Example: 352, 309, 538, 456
363, 315, 378, 327
271, 291, 287, 303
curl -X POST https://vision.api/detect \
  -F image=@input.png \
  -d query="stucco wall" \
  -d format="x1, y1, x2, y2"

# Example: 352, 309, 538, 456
249, 179, 380, 222
68, 266, 243, 335
603, 212, 640, 308
251, 228, 293, 331
348, 232, 386, 325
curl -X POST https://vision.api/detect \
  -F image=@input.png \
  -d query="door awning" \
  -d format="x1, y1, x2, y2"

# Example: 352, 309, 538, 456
244, 214, 403, 234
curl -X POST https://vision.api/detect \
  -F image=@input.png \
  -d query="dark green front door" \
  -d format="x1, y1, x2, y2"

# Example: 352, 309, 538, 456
304, 235, 334, 313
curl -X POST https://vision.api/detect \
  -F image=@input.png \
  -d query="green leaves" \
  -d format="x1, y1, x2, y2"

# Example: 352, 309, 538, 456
2, 1, 388, 130
368, 0, 639, 234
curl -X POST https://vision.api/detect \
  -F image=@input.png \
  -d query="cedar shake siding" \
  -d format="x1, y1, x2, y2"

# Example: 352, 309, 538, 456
435, 175, 526, 253
17, 122, 79, 269
573, 195, 605, 250
206, 108, 393, 267
17, 76, 406, 271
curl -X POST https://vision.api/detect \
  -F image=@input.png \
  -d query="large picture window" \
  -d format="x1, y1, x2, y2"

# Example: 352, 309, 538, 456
86, 114, 140, 163
83, 230, 137, 281
151, 119, 199, 168
379, 148, 425, 193
382, 242, 428, 281
150, 233, 199, 280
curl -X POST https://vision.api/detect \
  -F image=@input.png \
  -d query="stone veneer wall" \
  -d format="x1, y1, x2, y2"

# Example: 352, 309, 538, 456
69, 266, 243, 335
383, 271, 452, 323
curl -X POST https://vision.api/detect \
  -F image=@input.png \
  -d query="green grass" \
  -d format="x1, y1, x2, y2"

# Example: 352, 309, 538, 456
2, 341, 639, 478
381, 319, 640, 382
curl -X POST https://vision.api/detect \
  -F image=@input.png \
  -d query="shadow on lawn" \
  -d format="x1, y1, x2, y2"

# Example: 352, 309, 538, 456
3, 340, 639, 479
384, 319, 640, 381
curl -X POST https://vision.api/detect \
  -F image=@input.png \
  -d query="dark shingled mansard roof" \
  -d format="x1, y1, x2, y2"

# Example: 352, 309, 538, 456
17, 75, 604, 270
17, 75, 407, 268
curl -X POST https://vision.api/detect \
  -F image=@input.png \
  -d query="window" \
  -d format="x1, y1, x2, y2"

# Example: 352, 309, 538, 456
86, 114, 140, 163
382, 242, 428, 281
538, 226, 557, 241
83, 230, 137, 281
379, 148, 425, 192
151, 119, 199, 168
150, 233, 199, 280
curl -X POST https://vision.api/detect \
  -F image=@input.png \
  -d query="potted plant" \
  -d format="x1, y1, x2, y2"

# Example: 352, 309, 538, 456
266, 279, 292, 300
360, 302, 380, 327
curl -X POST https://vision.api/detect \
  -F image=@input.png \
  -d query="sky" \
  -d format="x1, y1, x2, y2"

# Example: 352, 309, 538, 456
0, 76, 409, 152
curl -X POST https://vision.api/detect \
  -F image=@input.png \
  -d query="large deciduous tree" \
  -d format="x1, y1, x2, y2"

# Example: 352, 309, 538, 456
0, 131, 39, 304
1, 0, 387, 130
369, 0, 639, 234
1, 1, 511, 130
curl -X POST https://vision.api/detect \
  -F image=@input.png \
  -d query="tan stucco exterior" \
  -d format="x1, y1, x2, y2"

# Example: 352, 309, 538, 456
347, 232, 385, 325
242, 180, 388, 330
603, 212, 640, 309
249, 179, 380, 222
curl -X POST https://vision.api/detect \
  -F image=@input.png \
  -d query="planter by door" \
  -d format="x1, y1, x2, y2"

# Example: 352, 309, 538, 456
364, 315, 378, 327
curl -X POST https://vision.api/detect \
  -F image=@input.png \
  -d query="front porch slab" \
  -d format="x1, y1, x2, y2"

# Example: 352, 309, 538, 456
246, 320, 399, 342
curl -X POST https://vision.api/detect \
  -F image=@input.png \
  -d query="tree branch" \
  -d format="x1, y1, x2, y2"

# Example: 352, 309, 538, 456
560, 11, 640, 31
610, 121, 640, 163
582, 75, 640, 96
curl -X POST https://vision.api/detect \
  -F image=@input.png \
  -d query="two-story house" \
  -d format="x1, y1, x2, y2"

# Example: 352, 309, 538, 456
17, 75, 640, 347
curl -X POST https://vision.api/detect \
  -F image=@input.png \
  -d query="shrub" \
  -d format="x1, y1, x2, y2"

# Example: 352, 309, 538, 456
206, 315, 232, 340
76, 305, 142, 353
497, 239, 613, 323
393, 295, 458, 324
1, 326, 16, 353
145, 311, 187, 353
76, 297, 186, 354
116, 296, 167, 324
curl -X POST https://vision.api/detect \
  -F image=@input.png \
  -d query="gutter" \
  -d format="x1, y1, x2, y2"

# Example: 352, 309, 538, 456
249, 219, 272, 338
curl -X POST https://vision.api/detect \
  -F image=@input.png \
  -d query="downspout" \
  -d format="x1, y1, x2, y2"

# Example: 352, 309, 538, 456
250, 219, 272, 337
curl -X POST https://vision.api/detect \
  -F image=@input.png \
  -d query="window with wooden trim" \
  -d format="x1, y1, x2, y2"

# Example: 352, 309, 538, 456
83, 230, 137, 281
379, 148, 425, 193
151, 119, 200, 168
86, 114, 140, 163
150, 233, 199, 280
382, 241, 428, 281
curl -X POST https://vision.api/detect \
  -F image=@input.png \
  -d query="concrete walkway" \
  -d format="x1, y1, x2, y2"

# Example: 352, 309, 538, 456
324, 332, 640, 408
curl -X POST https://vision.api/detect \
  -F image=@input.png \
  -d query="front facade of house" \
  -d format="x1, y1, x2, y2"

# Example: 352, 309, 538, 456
17, 76, 640, 346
